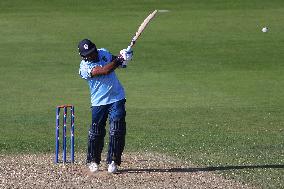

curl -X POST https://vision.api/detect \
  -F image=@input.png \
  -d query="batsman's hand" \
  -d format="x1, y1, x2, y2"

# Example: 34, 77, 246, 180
121, 60, 129, 68
120, 48, 133, 61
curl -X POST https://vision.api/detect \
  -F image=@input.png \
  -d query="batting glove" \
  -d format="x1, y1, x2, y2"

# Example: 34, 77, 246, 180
121, 60, 129, 68
120, 48, 133, 61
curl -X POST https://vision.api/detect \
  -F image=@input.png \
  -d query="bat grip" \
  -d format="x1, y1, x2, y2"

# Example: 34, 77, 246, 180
126, 45, 132, 52
127, 39, 136, 51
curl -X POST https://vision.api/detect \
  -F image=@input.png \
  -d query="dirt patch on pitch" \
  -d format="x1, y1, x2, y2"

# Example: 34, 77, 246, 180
0, 152, 255, 189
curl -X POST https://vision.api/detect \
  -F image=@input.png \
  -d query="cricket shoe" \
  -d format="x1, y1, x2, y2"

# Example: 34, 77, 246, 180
108, 161, 118, 173
89, 162, 99, 173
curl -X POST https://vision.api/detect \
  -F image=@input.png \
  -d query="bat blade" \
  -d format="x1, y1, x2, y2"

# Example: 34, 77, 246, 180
127, 10, 158, 51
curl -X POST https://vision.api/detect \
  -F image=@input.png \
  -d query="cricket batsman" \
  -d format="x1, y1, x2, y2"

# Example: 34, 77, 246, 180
78, 39, 133, 173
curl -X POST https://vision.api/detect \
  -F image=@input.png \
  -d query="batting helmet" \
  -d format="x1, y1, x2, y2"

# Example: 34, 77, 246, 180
78, 39, 97, 57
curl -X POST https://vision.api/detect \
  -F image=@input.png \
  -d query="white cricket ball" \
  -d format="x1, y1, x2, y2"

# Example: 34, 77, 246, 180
262, 27, 268, 33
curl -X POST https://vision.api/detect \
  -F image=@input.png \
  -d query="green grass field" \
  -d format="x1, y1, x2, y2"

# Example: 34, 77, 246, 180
0, 0, 283, 188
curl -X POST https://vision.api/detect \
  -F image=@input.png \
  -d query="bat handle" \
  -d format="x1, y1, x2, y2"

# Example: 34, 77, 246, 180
126, 45, 132, 52
127, 39, 136, 51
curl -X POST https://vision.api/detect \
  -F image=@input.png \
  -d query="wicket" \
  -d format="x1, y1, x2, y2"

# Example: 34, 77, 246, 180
55, 105, 75, 163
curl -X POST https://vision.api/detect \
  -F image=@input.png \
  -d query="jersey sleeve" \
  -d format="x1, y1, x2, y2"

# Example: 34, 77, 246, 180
100, 48, 114, 63
79, 61, 93, 80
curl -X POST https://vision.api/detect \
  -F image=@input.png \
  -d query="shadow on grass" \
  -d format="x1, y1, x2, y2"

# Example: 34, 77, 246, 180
119, 164, 284, 174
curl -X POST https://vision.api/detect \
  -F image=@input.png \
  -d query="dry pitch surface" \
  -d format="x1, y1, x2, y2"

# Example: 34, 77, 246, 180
0, 152, 255, 189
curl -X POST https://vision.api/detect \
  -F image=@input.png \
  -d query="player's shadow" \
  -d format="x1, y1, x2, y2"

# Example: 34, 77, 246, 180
119, 164, 284, 174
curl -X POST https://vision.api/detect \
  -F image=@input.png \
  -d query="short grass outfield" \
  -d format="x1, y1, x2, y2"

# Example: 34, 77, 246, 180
0, 0, 283, 188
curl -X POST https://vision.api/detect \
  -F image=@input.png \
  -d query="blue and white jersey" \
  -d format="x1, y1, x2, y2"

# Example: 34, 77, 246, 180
79, 48, 125, 106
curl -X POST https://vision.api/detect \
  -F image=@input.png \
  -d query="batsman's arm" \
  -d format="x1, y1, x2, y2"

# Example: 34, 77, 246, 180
90, 56, 123, 77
